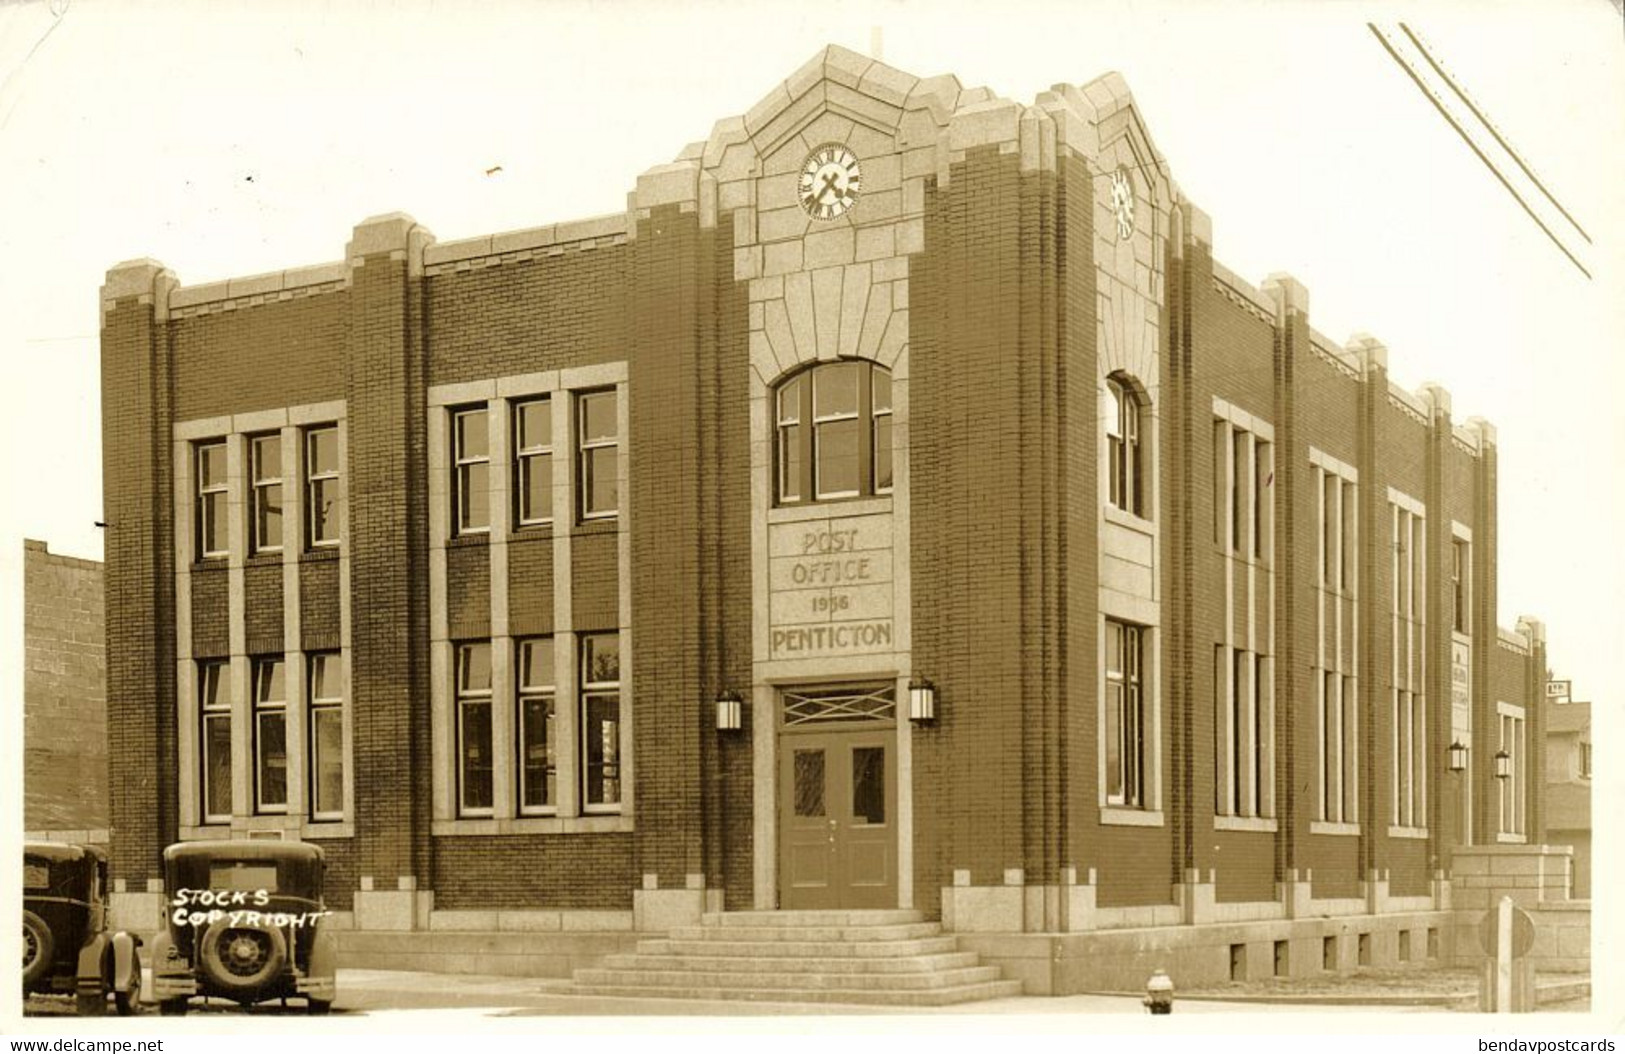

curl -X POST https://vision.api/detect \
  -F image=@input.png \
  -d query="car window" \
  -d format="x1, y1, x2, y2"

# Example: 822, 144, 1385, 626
24, 862, 48, 890
207, 861, 279, 892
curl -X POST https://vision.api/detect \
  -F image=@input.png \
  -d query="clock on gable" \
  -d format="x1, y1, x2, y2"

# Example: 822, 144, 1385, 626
798, 143, 861, 221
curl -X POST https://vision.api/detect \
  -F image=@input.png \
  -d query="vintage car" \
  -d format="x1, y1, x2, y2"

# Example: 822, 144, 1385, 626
149, 841, 336, 1015
22, 842, 143, 1016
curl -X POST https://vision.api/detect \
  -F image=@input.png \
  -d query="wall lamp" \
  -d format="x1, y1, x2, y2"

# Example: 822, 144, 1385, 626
715, 688, 743, 732
1494, 749, 1513, 780
908, 675, 937, 724
1447, 740, 1468, 773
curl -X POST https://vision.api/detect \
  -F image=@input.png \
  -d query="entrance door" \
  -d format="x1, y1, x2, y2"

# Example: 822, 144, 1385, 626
778, 729, 896, 909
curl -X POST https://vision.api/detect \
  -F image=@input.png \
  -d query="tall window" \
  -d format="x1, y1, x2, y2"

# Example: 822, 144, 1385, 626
580, 633, 621, 811
252, 658, 287, 813
513, 398, 553, 526
308, 652, 344, 821
250, 434, 283, 554
195, 441, 228, 558
518, 638, 557, 813
453, 408, 490, 535
1579, 741, 1592, 779
305, 425, 340, 547
1105, 619, 1146, 808
774, 361, 893, 505
578, 390, 619, 519
1215, 645, 1272, 818
1314, 454, 1358, 824
199, 660, 232, 823
456, 642, 494, 816
1498, 705, 1526, 837
1214, 416, 1271, 558
1452, 538, 1471, 634
1391, 498, 1426, 828
1106, 376, 1143, 516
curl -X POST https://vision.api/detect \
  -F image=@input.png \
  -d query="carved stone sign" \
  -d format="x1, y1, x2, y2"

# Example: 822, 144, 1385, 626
768, 513, 894, 659
1452, 640, 1472, 739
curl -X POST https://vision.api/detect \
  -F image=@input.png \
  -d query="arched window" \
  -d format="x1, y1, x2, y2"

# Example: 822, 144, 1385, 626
1106, 375, 1145, 516
775, 360, 893, 505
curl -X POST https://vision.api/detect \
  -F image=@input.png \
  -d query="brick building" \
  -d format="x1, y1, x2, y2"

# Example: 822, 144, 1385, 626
23, 539, 109, 845
100, 47, 1550, 992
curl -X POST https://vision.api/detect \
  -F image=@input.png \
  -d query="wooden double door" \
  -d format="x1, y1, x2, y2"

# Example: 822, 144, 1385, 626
777, 727, 897, 909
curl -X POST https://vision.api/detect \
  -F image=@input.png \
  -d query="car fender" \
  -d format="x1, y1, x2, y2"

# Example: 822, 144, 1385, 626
307, 923, 337, 980
75, 932, 111, 986
150, 929, 186, 977
110, 933, 141, 993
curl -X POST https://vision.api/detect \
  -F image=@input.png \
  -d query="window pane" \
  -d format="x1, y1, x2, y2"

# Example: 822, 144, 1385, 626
308, 428, 338, 475
311, 707, 343, 816
581, 391, 617, 443
1105, 683, 1123, 801
460, 702, 493, 811
519, 639, 555, 690
201, 662, 227, 708
310, 478, 338, 543
253, 436, 281, 481
517, 400, 551, 450
521, 695, 556, 809
256, 483, 283, 548
585, 446, 618, 516
815, 418, 859, 496
813, 362, 859, 417
794, 749, 825, 817
583, 692, 620, 806
519, 453, 552, 522
199, 444, 226, 487
852, 746, 885, 824
460, 462, 489, 529
583, 634, 620, 684
204, 713, 232, 818
777, 375, 803, 424
256, 659, 285, 703
310, 653, 339, 701
873, 416, 893, 492
457, 410, 488, 458
203, 492, 227, 554
459, 642, 492, 692
779, 422, 803, 502
257, 710, 287, 808
1104, 382, 1122, 439
871, 367, 892, 413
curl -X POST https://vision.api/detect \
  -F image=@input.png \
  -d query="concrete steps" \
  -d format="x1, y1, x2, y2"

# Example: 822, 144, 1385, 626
550, 909, 1022, 1009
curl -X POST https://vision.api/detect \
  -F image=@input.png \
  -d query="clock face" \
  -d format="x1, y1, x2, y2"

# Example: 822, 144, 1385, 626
798, 143, 861, 220
1110, 167, 1135, 240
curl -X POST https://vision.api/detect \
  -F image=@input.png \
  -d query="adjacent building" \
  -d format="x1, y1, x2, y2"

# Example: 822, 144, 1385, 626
23, 539, 109, 845
99, 46, 1552, 990
1543, 679, 1591, 899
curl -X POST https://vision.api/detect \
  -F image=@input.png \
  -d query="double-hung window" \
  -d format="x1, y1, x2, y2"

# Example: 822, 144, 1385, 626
1498, 705, 1526, 837
453, 408, 490, 535
250, 434, 283, 554
517, 638, 557, 813
195, 441, 228, 559
252, 658, 288, 813
308, 652, 345, 821
199, 660, 233, 823
578, 391, 619, 519
305, 426, 340, 547
580, 633, 621, 811
456, 642, 494, 816
1452, 539, 1470, 634
1313, 451, 1358, 826
1105, 619, 1146, 808
774, 361, 893, 505
1391, 495, 1426, 829
1106, 376, 1143, 516
514, 398, 553, 526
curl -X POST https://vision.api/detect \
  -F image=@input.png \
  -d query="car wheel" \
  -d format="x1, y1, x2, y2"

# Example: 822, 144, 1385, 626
22, 910, 53, 990
197, 921, 286, 998
306, 998, 332, 1016
158, 999, 188, 1016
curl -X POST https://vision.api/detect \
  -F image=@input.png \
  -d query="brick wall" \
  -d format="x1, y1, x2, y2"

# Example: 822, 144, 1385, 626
24, 540, 109, 834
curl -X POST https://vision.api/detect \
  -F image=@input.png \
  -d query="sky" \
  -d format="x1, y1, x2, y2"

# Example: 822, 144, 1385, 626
0, 4, 1619, 748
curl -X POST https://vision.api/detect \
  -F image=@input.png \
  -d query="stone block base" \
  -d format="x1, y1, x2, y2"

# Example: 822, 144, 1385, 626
353, 888, 435, 931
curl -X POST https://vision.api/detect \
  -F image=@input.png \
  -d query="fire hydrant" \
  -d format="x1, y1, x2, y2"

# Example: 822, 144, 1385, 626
1143, 968, 1174, 1014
